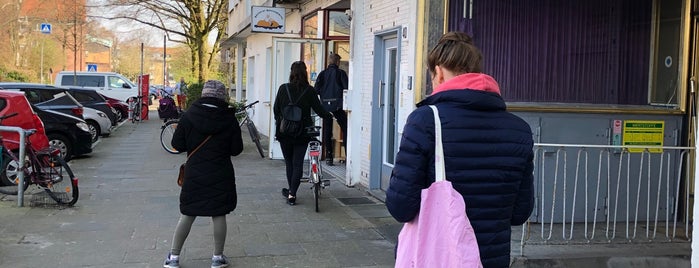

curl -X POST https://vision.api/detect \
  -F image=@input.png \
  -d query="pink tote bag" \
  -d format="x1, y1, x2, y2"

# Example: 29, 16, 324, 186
395, 105, 483, 268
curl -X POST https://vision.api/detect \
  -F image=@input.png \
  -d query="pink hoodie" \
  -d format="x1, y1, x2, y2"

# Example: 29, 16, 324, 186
432, 73, 501, 96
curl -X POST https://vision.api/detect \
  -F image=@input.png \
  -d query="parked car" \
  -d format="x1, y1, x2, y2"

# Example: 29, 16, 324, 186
62, 86, 118, 126
101, 94, 128, 122
149, 85, 161, 101
0, 83, 84, 119
83, 107, 112, 143
32, 105, 92, 161
54, 71, 139, 102
0, 91, 49, 152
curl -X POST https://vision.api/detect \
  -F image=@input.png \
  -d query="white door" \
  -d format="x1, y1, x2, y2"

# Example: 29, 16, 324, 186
269, 38, 325, 159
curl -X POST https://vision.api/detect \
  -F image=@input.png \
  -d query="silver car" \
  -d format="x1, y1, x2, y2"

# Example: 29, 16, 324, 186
83, 107, 112, 142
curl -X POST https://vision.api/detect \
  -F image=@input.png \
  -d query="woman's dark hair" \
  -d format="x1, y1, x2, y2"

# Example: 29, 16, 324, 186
289, 61, 309, 87
427, 32, 482, 76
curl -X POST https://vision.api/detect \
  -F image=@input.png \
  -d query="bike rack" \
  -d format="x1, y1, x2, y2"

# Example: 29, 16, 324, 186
0, 126, 28, 207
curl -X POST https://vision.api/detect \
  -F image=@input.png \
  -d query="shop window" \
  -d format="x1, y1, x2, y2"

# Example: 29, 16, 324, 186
303, 13, 318, 39
327, 10, 350, 38
446, 0, 684, 107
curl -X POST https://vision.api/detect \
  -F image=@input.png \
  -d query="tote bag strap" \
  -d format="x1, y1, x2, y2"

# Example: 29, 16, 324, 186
428, 105, 446, 182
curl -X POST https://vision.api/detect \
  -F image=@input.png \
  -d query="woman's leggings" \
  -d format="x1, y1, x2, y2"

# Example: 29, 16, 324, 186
280, 141, 308, 196
170, 215, 226, 255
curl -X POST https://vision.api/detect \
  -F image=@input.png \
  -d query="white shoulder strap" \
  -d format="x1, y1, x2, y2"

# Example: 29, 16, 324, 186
428, 105, 446, 182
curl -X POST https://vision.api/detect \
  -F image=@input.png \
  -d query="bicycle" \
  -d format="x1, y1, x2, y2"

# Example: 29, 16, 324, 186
236, 100, 265, 158
301, 125, 331, 212
160, 118, 180, 154
0, 113, 79, 206
128, 95, 145, 123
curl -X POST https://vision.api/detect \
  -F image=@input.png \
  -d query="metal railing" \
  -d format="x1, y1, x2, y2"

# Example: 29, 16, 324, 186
519, 143, 694, 251
0, 126, 29, 207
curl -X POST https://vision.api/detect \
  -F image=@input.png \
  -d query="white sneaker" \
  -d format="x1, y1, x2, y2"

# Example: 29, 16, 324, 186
211, 255, 229, 268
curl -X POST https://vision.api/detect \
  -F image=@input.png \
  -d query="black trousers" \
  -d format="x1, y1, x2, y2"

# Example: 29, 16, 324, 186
322, 110, 347, 160
279, 141, 308, 196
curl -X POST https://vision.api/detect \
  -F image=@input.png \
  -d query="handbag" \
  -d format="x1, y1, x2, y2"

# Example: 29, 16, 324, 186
394, 105, 483, 268
177, 135, 212, 187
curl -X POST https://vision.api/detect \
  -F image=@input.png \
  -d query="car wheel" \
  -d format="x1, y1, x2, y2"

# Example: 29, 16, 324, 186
86, 120, 100, 143
0, 151, 19, 186
48, 133, 72, 161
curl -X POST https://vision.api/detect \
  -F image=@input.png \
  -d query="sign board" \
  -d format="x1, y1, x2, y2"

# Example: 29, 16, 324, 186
40, 23, 51, 34
139, 74, 150, 120
87, 64, 97, 72
251, 6, 285, 33
622, 120, 664, 153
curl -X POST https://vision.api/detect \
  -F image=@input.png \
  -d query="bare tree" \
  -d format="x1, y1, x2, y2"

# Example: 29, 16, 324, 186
92, 0, 227, 82
0, 0, 21, 70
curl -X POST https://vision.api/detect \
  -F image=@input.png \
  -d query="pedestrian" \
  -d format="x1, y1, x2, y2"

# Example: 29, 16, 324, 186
273, 61, 333, 205
314, 53, 348, 166
162, 81, 174, 97
164, 80, 244, 268
174, 77, 188, 109
385, 32, 535, 267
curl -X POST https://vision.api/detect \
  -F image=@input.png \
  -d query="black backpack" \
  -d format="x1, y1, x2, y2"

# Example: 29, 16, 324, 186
279, 84, 307, 138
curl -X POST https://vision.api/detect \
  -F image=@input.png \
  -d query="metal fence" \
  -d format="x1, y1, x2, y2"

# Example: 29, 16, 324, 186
519, 143, 694, 249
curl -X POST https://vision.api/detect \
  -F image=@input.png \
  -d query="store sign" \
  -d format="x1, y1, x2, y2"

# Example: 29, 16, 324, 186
622, 120, 664, 153
251, 6, 285, 33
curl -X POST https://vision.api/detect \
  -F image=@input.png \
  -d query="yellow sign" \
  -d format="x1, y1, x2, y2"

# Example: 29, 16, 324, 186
622, 120, 664, 153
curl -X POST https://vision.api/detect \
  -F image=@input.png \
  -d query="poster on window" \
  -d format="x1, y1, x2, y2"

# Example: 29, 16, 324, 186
251, 6, 285, 33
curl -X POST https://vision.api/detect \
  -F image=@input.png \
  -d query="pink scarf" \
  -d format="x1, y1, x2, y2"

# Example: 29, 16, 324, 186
432, 73, 501, 96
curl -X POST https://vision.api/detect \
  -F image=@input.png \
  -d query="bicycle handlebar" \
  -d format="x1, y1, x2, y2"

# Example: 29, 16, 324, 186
242, 100, 260, 110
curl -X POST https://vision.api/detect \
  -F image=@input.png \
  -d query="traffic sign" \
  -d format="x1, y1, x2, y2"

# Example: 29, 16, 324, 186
40, 23, 51, 34
87, 64, 97, 72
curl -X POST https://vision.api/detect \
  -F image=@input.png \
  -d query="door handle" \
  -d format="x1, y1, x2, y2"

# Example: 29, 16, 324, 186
378, 80, 385, 107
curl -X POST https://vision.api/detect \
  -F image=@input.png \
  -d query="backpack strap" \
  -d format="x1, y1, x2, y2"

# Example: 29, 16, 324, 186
285, 84, 307, 105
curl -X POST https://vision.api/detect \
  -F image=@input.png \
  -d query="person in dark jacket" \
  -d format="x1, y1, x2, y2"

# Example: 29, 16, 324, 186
273, 61, 333, 205
385, 32, 535, 268
164, 80, 243, 268
314, 53, 348, 166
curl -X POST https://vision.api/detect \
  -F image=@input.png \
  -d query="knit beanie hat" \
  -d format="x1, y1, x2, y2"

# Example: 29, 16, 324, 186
201, 80, 228, 100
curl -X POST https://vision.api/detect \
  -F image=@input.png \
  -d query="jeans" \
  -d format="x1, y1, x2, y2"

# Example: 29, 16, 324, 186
279, 141, 308, 196
322, 110, 347, 160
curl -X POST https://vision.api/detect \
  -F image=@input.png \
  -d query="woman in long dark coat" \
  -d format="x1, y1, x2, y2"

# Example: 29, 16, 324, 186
164, 80, 243, 268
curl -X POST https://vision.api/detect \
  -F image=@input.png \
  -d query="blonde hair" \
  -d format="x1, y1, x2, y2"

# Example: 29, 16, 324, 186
427, 32, 482, 75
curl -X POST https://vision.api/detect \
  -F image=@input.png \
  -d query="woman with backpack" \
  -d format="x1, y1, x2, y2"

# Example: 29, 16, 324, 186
273, 61, 333, 205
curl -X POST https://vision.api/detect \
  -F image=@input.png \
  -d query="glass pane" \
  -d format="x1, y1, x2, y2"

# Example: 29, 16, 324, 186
650, 0, 682, 106
332, 41, 350, 74
328, 11, 350, 37
303, 14, 318, 38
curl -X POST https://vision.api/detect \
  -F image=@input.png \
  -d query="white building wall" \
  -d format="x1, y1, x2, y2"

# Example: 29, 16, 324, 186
347, 0, 416, 188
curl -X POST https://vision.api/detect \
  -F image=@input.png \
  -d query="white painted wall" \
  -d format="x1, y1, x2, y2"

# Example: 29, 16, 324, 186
346, 0, 416, 188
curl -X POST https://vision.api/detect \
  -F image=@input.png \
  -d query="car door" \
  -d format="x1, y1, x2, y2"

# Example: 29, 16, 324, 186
106, 75, 137, 102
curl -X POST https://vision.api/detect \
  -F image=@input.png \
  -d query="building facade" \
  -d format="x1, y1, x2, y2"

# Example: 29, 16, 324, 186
223, 0, 698, 236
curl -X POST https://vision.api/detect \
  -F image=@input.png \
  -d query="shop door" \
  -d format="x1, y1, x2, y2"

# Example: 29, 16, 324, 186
372, 35, 400, 191
269, 38, 325, 159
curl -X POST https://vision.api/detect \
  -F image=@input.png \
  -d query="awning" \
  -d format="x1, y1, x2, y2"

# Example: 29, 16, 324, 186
220, 25, 252, 48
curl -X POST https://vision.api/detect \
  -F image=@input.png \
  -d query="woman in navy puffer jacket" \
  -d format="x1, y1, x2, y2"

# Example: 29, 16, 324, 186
386, 32, 534, 268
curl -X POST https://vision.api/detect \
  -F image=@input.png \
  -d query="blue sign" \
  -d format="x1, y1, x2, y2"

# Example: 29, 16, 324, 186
40, 23, 51, 34
87, 64, 97, 72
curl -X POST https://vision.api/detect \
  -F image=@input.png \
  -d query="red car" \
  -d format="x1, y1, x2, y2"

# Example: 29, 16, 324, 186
100, 94, 128, 122
0, 91, 50, 152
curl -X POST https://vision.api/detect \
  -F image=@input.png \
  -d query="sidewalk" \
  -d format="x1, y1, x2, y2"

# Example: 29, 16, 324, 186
0, 110, 398, 267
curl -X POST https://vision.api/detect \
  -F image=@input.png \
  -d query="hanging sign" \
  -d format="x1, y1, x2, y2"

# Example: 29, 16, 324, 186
251, 6, 285, 33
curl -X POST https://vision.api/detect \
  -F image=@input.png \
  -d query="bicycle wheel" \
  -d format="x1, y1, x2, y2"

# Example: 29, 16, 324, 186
160, 120, 181, 154
246, 121, 265, 158
41, 155, 79, 206
314, 181, 320, 212
0, 151, 29, 195
132, 102, 141, 123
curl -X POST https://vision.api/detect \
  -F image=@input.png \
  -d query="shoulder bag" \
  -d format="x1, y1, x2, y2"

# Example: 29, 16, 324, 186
394, 105, 483, 268
177, 135, 212, 187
